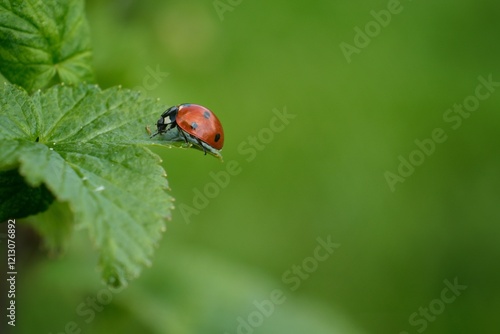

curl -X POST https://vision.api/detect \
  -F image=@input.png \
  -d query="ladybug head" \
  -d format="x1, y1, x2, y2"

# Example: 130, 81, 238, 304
151, 105, 179, 138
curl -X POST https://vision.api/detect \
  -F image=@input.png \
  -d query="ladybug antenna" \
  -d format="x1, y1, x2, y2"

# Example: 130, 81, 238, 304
150, 130, 160, 139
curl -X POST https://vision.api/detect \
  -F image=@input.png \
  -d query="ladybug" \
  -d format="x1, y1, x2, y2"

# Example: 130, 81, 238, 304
151, 104, 224, 156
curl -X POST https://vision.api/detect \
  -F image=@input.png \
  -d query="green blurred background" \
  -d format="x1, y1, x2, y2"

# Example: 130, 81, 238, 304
8, 0, 500, 333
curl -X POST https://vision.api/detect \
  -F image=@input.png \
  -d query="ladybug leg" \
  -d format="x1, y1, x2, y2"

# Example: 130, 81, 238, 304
179, 129, 207, 155
196, 138, 208, 155
180, 129, 190, 144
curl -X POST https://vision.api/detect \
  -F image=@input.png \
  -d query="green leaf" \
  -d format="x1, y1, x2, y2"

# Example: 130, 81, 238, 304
0, 82, 173, 286
0, 0, 94, 92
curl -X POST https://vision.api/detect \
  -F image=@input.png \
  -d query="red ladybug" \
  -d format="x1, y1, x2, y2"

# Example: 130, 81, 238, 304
151, 103, 224, 156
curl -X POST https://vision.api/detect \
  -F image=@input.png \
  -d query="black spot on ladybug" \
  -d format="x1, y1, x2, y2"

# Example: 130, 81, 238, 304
214, 133, 221, 142
203, 111, 211, 119
191, 122, 198, 130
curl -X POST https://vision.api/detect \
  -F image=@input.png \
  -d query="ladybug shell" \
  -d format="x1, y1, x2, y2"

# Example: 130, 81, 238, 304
176, 104, 224, 150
